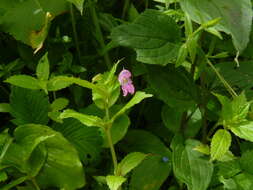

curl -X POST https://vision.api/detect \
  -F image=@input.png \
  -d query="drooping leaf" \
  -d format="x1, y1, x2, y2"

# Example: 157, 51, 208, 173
180, 0, 253, 53
117, 152, 147, 176
0, 0, 69, 49
10, 87, 49, 125
211, 129, 231, 161
111, 9, 181, 65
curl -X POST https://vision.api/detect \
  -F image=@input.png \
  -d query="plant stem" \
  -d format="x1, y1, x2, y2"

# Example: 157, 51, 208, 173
31, 178, 40, 190
206, 59, 238, 98
88, 0, 112, 69
105, 106, 118, 174
106, 126, 118, 174
70, 4, 82, 64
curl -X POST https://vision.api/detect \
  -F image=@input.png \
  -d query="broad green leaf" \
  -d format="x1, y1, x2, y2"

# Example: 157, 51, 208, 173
240, 150, 253, 175
214, 61, 253, 90
230, 121, 253, 142
0, 125, 53, 175
60, 109, 104, 127
111, 9, 181, 65
10, 87, 49, 125
120, 130, 171, 157
16, 124, 85, 189
36, 52, 50, 81
50, 98, 69, 112
211, 129, 231, 161
5, 75, 40, 90
233, 173, 253, 190
130, 155, 171, 190
217, 160, 241, 179
219, 176, 238, 190
117, 152, 147, 176
0, 0, 68, 49
52, 118, 103, 162
0, 103, 11, 113
172, 140, 213, 190
112, 91, 152, 121
147, 65, 198, 109
106, 175, 126, 190
180, 0, 253, 53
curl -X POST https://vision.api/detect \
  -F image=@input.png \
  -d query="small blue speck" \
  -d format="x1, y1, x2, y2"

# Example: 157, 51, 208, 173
162, 157, 169, 162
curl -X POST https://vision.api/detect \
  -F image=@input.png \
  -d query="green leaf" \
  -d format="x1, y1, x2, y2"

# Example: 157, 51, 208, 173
50, 98, 69, 112
147, 65, 198, 109
130, 155, 171, 190
0, 0, 68, 48
230, 121, 253, 142
60, 109, 104, 127
211, 129, 231, 161
112, 91, 152, 121
92, 64, 120, 110
120, 130, 171, 157
52, 118, 103, 162
0, 125, 53, 175
10, 87, 49, 125
111, 9, 181, 65
172, 140, 213, 190
36, 52, 49, 81
240, 150, 253, 175
5, 75, 41, 90
233, 173, 253, 190
47, 76, 73, 91
180, 0, 253, 53
0, 171, 7, 182
68, 0, 84, 14
214, 61, 253, 90
106, 175, 126, 190
16, 124, 85, 190
117, 152, 147, 176
0, 103, 11, 113
214, 93, 250, 126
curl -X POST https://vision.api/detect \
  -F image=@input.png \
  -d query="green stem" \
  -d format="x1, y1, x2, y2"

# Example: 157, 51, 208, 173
31, 178, 40, 190
122, 0, 130, 19
88, 0, 111, 69
105, 106, 118, 175
70, 4, 82, 64
106, 126, 118, 174
206, 59, 238, 98
2, 176, 28, 190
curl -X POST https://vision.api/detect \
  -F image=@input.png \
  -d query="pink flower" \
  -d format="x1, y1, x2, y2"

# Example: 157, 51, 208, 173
118, 69, 135, 96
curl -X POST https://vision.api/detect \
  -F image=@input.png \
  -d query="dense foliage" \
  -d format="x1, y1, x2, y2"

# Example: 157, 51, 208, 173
1, 0, 253, 189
